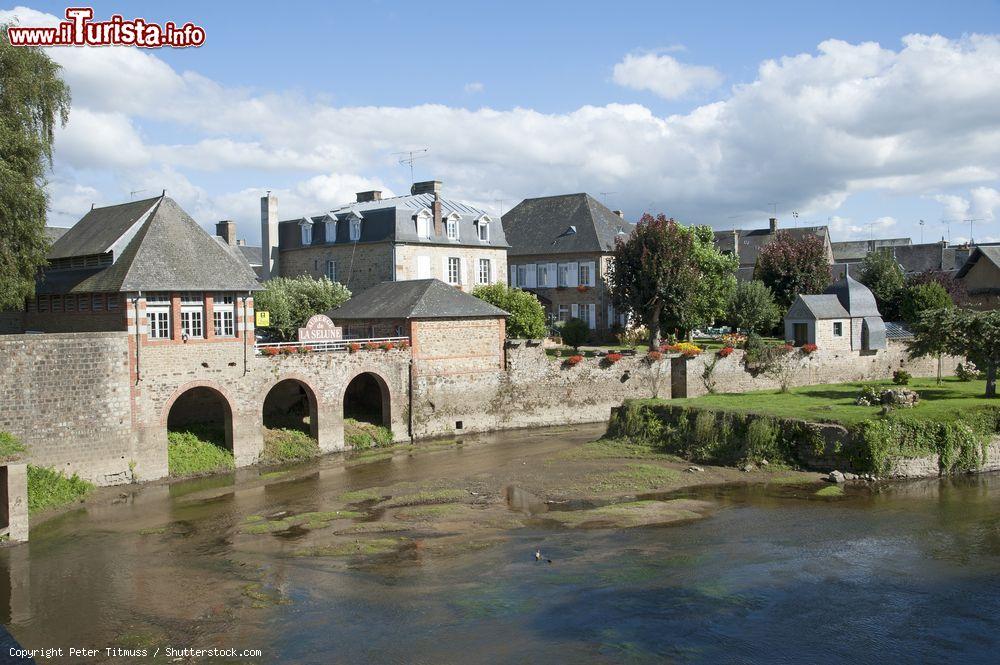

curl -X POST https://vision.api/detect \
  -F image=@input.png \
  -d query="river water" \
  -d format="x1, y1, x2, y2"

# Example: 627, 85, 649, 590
2, 424, 999, 664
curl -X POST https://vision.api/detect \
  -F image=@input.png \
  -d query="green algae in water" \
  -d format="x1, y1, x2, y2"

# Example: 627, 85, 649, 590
292, 537, 407, 558
241, 510, 363, 534
815, 485, 845, 497
394, 503, 467, 520
339, 488, 386, 503
579, 464, 684, 494
541, 499, 706, 528
376, 488, 468, 509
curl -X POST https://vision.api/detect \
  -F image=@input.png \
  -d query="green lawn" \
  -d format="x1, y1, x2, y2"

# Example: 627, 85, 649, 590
660, 378, 993, 426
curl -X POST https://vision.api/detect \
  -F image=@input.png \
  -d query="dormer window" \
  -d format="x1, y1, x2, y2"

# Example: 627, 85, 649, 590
323, 214, 337, 243
477, 216, 491, 242
416, 209, 432, 239
446, 213, 460, 241
299, 218, 313, 245
349, 217, 361, 241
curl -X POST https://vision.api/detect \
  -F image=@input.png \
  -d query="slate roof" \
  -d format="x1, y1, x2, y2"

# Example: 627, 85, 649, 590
37, 196, 261, 294
832, 238, 912, 262
501, 193, 632, 256
956, 245, 1000, 278
890, 243, 964, 274
714, 225, 831, 268
824, 273, 881, 317
237, 244, 262, 267
787, 294, 850, 319
44, 226, 70, 243
48, 196, 161, 259
328, 279, 508, 320
280, 193, 508, 249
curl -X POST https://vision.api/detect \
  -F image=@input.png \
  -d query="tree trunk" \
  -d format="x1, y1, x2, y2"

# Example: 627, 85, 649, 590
936, 353, 942, 385
648, 304, 662, 351
987, 363, 997, 398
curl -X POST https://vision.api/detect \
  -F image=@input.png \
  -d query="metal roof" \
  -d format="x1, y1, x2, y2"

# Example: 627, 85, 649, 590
328, 279, 508, 320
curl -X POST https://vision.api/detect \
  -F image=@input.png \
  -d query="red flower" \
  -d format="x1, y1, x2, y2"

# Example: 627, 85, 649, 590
281, 346, 296, 355
605, 352, 622, 365
801, 343, 818, 354
348, 343, 361, 353
381, 342, 395, 351
565, 354, 583, 366
364, 342, 379, 351
782, 343, 795, 353
398, 340, 410, 350
297, 345, 314, 354
647, 350, 663, 362
718, 346, 734, 358
262, 347, 279, 357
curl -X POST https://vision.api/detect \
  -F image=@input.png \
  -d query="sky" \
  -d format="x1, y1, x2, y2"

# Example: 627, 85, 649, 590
4, 1, 1000, 246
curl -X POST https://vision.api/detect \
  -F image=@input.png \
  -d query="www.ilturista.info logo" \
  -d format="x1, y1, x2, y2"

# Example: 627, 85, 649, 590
7, 7, 205, 48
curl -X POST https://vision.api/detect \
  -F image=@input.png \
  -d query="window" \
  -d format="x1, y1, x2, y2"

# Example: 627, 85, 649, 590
326, 260, 337, 282
537, 264, 554, 288
37, 295, 49, 313
446, 215, 459, 240
516, 265, 528, 287
416, 211, 431, 239
51, 295, 63, 313
147, 294, 171, 339
300, 220, 313, 246
78, 294, 89, 312
477, 218, 490, 241
180, 293, 204, 339
580, 303, 596, 328
447, 257, 461, 285
478, 258, 491, 284
578, 263, 591, 288
558, 263, 572, 287
92, 294, 104, 311
558, 304, 569, 322
213, 293, 235, 337
350, 218, 361, 241
833, 321, 843, 337
107, 294, 119, 311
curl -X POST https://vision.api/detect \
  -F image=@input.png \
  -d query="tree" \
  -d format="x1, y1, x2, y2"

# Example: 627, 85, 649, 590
727, 280, 781, 334
857, 250, 904, 320
900, 281, 952, 326
909, 308, 1000, 396
254, 276, 351, 341
753, 232, 831, 310
560, 317, 590, 350
608, 214, 700, 349
471, 283, 547, 339
906, 269, 966, 304
0, 24, 71, 309
683, 225, 738, 334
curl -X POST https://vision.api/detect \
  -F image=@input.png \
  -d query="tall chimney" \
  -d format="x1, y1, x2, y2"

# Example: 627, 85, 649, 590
769, 217, 778, 233
260, 192, 279, 280
411, 180, 442, 196
732, 229, 740, 265
356, 190, 382, 203
216, 220, 236, 246
431, 192, 442, 237
612, 210, 624, 219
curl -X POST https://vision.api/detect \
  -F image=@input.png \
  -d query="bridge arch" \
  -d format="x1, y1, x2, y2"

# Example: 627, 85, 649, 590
261, 375, 319, 440
162, 381, 236, 451
342, 370, 391, 428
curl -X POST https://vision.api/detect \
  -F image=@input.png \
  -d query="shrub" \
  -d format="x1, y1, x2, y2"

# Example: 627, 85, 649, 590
721, 332, 747, 348
801, 343, 818, 354
561, 317, 590, 350
471, 283, 547, 338
262, 347, 280, 357
364, 342, 379, 351
745, 417, 781, 464
956, 361, 981, 381
254, 275, 351, 341
167, 429, 235, 477
26, 465, 95, 514
647, 350, 663, 362
344, 418, 394, 450
380, 342, 395, 351
892, 370, 912, 385
348, 343, 361, 353
605, 352, 623, 365
0, 431, 27, 461
718, 346, 734, 358
260, 428, 320, 464
855, 385, 883, 406
565, 354, 583, 366
617, 326, 649, 349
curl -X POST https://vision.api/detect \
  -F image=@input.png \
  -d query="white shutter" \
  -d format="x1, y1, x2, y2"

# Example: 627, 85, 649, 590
442, 257, 450, 283
416, 255, 430, 279
459, 257, 467, 285
525, 263, 537, 288
571, 303, 579, 319
586, 261, 597, 287
510, 265, 517, 287
588, 304, 596, 328
547, 263, 557, 287
567, 262, 579, 287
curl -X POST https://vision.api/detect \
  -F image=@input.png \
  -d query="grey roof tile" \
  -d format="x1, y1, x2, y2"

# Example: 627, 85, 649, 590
329, 279, 508, 320
500, 193, 632, 256
956, 245, 1000, 278
824, 273, 881, 317
788, 294, 850, 319
48, 196, 161, 259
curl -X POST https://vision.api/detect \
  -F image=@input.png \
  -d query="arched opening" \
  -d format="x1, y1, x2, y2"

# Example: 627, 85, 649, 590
263, 379, 318, 436
166, 386, 235, 476
343, 372, 390, 427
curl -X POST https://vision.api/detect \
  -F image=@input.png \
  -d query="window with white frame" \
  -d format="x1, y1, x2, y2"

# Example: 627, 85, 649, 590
446, 215, 459, 240
558, 304, 569, 322
833, 321, 843, 337
146, 293, 171, 339
477, 217, 490, 241
180, 293, 204, 338
326, 259, 337, 282
349, 218, 361, 241
578, 262, 596, 287
537, 264, 551, 288
416, 211, 431, 239
213, 293, 235, 337
516, 265, 528, 287
447, 257, 461, 285
558, 263, 571, 287
300, 219, 313, 245
478, 258, 491, 284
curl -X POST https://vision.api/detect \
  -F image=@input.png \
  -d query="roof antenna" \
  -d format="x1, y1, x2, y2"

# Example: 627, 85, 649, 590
392, 148, 429, 182
599, 191, 616, 205
161, 189, 166, 196
129, 189, 146, 199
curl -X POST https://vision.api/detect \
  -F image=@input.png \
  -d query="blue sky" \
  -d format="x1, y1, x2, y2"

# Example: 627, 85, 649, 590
6, 1, 1000, 244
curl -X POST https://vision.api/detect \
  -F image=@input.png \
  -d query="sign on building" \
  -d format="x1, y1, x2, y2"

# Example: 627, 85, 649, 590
298, 314, 342, 342
255, 311, 270, 327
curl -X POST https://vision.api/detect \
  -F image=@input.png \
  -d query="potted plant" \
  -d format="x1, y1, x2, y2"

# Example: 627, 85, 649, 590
348, 342, 361, 354
604, 352, 623, 366
718, 346, 734, 358
364, 341, 379, 351
564, 354, 583, 366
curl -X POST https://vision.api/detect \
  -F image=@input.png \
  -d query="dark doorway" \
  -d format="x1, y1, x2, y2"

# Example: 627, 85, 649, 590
167, 386, 233, 450
263, 379, 318, 437
792, 323, 808, 347
343, 373, 389, 426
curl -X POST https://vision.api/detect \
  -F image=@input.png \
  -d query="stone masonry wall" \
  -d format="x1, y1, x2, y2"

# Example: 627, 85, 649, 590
279, 242, 394, 293
0, 333, 135, 485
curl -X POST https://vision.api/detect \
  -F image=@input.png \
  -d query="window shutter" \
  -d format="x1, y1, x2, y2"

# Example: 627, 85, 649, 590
525, 263, 537, 288
586, 261, 596, 287
547, 263, 557, 287
510, 265, 517, 287
443, 257, 450, 282
588, 304, 596, 328
567, 262, 579, 287
459, 257, 467, 285
571, 303, 579, 319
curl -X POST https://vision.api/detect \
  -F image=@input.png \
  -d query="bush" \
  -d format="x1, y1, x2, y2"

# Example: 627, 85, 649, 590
364, 342, 379, 351
167, 429, 235, 477
260, 428, 320, 464
27, 465, 95, 515
471, 283, 547, 338
565, 354, 583, 366
892, 370, 912, 385
561, 317, 590, 350
745, 418, 781, 464
0, 431, 26, 461
380, 342, 395, 351
721, 332, 747, 348
727, 280, 781, 334
801, 343, 818, 354
348, 343, 361, 353
254, 275, 351, 341
956, 361, 981, 381
344, 419, 394, 450
617, 326, 649, 349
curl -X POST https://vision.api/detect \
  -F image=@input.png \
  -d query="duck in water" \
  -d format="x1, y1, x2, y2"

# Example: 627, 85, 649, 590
535, 549, 552, 564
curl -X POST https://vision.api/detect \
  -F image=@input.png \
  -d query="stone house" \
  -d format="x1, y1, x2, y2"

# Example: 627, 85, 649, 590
262, 181, 509, 294
784, 274, 886, 351
501, 193, 631, 337
956, 245, 1000, 310
9, 194, 260, 344
714, 218, 834, 282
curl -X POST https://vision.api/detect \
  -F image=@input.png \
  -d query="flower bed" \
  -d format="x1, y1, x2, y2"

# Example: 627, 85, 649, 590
801, 343, 818, 354
564, 354, 583, 367
647, 350, 663, 362
605, 352, 623, 365
718, 346, 734, 358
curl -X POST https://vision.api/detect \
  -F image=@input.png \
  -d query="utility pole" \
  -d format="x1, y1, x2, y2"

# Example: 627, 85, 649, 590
392, 148, 429, 182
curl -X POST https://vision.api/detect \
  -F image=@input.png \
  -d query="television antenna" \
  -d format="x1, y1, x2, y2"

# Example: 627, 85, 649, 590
791, 211, 799, 228
599, 191, 616, 205
392, 148, 429, 182
918, 219, 925, 244
963, 218, 984, 244
130, 189, 147, 199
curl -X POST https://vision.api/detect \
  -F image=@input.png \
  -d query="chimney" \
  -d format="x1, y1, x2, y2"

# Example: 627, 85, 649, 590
410, 180, 442, 196
769, 217, 778, 233
612, 210, 624, 219
236, 239, 246, 246
356, 190, 382, 203
732, 229, 740, 264
216, 220, 237, 246
431, 192, 442, 237
260, 192, 279, 280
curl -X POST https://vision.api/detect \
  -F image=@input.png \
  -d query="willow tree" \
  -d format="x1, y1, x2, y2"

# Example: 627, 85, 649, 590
0, 23, 71, 309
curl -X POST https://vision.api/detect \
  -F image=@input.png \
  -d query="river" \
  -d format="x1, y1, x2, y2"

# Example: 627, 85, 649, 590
1, 424, 998, 663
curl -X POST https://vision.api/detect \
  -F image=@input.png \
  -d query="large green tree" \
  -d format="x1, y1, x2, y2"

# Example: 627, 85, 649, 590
608, 214, 700, 349
753, 232, 831, 310
254, 276, 351, 341
0, 23, 71, 309
683, 225, 738, 333
909, 308, 1000, 396
857, 250, 905, 320
471, 283, 547, 339
899, 281, 952, 326
727, 280, 781, 334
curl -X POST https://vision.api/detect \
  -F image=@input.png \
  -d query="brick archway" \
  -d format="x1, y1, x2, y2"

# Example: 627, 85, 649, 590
162, 381, 237, 451
260, 374, 320, 440
341, 369, 392, 428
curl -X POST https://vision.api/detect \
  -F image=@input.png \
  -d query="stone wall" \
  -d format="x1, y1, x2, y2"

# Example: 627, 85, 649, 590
395, 244, 507, 292
0, 333, 135, 485
673, 342, 962, 398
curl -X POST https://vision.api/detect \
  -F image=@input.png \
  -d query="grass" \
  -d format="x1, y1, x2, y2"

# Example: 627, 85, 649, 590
340, 487, 386, 503
557, 437, 684, 462
260, 428, 319, 465
167, 429, 235, 477
541, 499, 705, 528
663, 378, 992, 426
292, 537, 406, 558
26, 465, 94, 514
344, 418, 394, 450
394, 503, 467, 520
582, 463, 682, 494
375, 488, 468, 509
815, 485, 845, 497
0, 431, 26, 462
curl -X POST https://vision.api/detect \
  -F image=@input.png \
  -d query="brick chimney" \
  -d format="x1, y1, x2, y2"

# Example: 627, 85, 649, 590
411, 180, 442, 196
260, 191, 279, 280
769, 217, 778, 233
356, 190, 382, 203
612, 210, 624, 219
216, 220, 237, 246
431, 193, 442, 237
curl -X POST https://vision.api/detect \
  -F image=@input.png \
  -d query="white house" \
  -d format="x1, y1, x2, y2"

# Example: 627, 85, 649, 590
784, 274, 887, 352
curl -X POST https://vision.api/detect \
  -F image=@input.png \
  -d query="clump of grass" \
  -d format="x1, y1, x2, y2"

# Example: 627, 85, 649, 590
167, 429, 235, 477
394, 503, 466, 520
345, 418, 394, 450
339, 487, 385, 503
583, 463, 682, 494
292, 537, 406, 557
26, 465, 94, 514
543, 500, 706, 528
376, 488, 467, 509
260, 428, 319, 464
815, 485, 845, 497
0, 431, 26, 462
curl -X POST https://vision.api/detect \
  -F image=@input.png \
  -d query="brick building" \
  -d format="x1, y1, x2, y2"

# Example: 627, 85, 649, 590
261, 181, 509, 294
501, 193, 631, 337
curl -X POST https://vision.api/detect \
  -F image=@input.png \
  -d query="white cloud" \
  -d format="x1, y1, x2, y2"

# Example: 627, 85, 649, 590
464, 82, 484, 94
827, 215, 898, 239
612, 52, 723, 99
